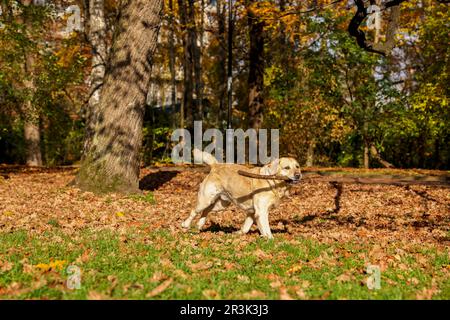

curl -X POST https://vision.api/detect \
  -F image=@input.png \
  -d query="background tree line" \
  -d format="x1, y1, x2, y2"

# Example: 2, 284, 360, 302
0, 0, 448, 191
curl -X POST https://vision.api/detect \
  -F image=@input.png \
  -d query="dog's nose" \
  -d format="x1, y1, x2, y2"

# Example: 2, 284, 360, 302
294, 173, 302, 180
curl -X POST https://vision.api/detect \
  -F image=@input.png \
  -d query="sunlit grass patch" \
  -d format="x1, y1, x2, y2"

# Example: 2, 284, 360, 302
128, 192, 156, 204
0, 229, 448, 299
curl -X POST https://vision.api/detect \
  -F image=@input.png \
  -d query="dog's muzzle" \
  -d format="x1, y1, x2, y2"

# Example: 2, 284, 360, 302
288, 173, 302, 184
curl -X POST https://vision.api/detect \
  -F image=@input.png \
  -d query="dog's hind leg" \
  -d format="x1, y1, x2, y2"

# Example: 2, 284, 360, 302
182, 201, 215, 229
182, 208, 200, 229
197, 198, 230, 230
196, 211, 209, 230
236, 214, 254, 235
181, 180, 221, 229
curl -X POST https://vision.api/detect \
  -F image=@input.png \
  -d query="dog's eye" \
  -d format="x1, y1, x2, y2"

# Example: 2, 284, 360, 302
283, 166, 290, 170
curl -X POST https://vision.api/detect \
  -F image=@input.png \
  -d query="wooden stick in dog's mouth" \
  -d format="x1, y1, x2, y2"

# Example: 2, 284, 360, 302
237, 170, 294, 181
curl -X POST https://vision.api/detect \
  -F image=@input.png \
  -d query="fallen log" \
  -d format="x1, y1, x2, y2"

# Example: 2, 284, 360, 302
302, 176, 450, 187
237, 170, 450, 187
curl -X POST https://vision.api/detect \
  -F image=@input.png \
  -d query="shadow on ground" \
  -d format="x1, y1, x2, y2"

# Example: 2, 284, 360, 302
203, 223, 239, 234
139, 171, 179, 191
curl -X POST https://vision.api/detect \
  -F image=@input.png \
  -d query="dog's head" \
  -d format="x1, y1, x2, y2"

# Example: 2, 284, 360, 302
261, 157, 302, 184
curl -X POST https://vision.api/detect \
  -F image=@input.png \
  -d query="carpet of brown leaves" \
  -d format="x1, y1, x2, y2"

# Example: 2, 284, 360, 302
0, 166, 448, 249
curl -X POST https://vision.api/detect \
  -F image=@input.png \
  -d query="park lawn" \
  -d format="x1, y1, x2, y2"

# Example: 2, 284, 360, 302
0, 167, 449, 299
0, 227, 449, 300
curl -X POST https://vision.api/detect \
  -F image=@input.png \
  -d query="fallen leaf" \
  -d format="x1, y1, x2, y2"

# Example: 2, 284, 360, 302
173, 269, 188, 280
202, 289, 220, 299
287, 265, 302, 275
270, 280, 282, 288
149, 271, 168, 282
295, 287, 307, 299
35, 260, 67, 272
243, 290, 266, 299
88, 291, 107, 300
0, 260, 13, 272
237, 274, 250, 283
255, 249, 272, 260
146, 278, 173, 298
336, 271, 354, 283
279, 287, 294, 300
187, 261, 213, 271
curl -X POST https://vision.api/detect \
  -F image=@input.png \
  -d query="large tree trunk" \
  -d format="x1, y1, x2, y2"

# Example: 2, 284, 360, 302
197, 0, 204, 120
177, 0, 194, 128
74, 0, 163, 194
22, 0, 42, 166
362, 112, 369, 169
168, 0, 177, 123
363, 140, 370, 169
247, 0, 265, 130
187, 0, 202, 122
178, 0, 201, 125
216, 0, 227, 125
83, 0, 108, 156
306, 141, 315, 168
277, 0, 289, 72
23, 103, 42, 166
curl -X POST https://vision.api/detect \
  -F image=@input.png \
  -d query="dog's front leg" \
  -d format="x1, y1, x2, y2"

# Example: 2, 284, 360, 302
254, 204, 273, 239
261, 212, 273, 239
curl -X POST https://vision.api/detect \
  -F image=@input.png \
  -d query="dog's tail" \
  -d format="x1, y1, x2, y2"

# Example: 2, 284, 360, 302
193, 149, 218, 166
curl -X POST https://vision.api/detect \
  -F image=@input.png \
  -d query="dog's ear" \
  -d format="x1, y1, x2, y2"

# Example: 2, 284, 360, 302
261, 158, 279, 175
270, 158, 280, 174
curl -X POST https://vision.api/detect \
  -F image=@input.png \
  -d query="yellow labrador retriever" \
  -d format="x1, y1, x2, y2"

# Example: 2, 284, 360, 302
181, 149, 301, 239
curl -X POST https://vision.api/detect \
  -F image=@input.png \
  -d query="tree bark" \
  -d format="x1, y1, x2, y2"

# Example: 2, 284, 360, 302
348, 0, 403, 56
363, 139, 370, 169
177, 0, 194, 128
182, 0, 202, 123
23, 104, 42, 166
187, 0, 202, 122
83, 0, 108, 156
277, 0, 290, 72
306, 141, 315, 167
21, 0, 42, 166
363, 145, 370, 168
362, 108, 370, 168
216, 0, 227, 125
247, 0, 265, 130
74, 0, 163, 194
197, 0, 204, 120
23, 54, 42, 166
168, 0, 177, 123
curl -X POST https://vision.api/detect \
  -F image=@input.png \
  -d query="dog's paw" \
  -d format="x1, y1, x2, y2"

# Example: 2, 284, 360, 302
181, 220, 191, 229
260, 233, 274, 240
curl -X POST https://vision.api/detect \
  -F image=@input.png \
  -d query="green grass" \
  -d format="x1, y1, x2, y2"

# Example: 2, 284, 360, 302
0, 229, 448, 299
127, 192, 156, 204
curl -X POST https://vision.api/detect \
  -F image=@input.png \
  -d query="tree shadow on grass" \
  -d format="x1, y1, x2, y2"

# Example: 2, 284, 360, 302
291, 181, 343, 226
139, 171, 179, 191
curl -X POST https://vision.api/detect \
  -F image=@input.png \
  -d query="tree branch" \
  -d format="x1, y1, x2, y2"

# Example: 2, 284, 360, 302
348, 0, 406, 56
